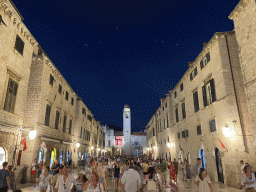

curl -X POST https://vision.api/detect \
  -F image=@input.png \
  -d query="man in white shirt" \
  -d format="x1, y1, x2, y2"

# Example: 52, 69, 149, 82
55, 166, 76, 192
240, 160, 245, 174
121, 164, 142, 192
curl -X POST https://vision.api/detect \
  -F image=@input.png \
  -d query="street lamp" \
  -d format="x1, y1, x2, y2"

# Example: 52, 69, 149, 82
167, 143, 171, 148
76, 143, 80, 148
29, 130, 36, 140
91, 146, 94, 150
223, 125, 234, 138
98, 148, 100, 152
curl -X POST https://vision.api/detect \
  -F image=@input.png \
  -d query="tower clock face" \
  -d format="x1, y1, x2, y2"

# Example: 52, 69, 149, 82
125, 113, 129, 118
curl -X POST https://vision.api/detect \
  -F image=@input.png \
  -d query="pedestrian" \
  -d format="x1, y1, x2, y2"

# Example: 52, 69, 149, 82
97, 161, 106, 191
159, 159, 168, 186
0, 162, 11, 192
7, 165, 15, 191
194, 167, 213, 192
31, 159, 37, 186
240, 160, 246, 174
173, 159, 178, 181
169, 161, 175, 181
184, 159, 191, 180
55, 165, 76, 192
83, 171, 104, 192
147, 161, 155, 180
241, 165, 256, 192
142, 161, 148, 175
121, 164, 141, 192
52, 166, 63, 192
38, 166, 51, 192
73, 171, 88, 192
194, 158, 202, 177
114, 162, 120, 192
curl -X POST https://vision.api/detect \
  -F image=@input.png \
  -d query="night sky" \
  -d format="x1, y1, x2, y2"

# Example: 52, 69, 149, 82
13, 0, 240, 132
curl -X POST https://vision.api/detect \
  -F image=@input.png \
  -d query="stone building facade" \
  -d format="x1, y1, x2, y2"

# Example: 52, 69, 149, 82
0, 0, 105, 181
146, 31, 251, 188
0, 0, 37, 169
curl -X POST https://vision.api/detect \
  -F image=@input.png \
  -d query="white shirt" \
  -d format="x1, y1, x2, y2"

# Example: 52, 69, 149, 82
195, 175, 211, 192
241, 164, 245, 174
241, 173, 256, 189
39, 173, 51, 187
85, 182, 104, 192
121, 169, 142, 192
56, 174, 76, 192
32, 163, 37, 171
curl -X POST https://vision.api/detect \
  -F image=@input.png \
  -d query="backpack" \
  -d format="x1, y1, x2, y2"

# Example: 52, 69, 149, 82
147, 179, 157, 191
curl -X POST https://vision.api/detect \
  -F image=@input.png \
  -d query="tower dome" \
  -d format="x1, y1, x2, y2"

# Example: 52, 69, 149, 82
124, 104, 130, 108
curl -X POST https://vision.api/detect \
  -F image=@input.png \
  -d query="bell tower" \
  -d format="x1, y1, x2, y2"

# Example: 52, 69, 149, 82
123, 104, 131, 156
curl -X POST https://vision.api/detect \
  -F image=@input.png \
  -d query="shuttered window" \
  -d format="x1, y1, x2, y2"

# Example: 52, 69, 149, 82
71, 97, 74, 106
49, 74, 54, 86
4, 78, 18, 113
182, 130, 189, 138
182, 102, 186, 119
174, 91, 177, 98
44, 105, 51, 126
202, 79, 216, 107
197, 125, 202, 135
62, 115, 67, 132
166, 114, 169, 128
200, 52, 210, 70
69, 119, 72, 134
65, 91, 69, 101
180, 83, 184, 92
175, 108, 179, 123
58, 84, 62, 94
80, 127, 82, 138
193, 91, 200, 112
55, 111, 60, 129
177, 132, 180, 139
190, 67, 198, 81
14, 35, 24, 55
209, 119, 216, 132
153, 128, 155, 136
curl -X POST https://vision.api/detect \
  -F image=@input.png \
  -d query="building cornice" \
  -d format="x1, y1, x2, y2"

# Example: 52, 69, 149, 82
228, 0, 249, 20
0, 0, 38, 46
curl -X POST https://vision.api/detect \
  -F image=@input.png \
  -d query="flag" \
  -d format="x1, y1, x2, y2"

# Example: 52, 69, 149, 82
179, 145, 183, 151
21, 138, 27, 151
200, 141, 204, 150
168, 149, 170, 152
74, 148, 75, 153
218, 138, 226, 149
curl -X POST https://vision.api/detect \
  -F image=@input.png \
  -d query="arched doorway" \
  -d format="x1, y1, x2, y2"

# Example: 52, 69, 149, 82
50, 148, 57, 168
38, 148, 44, 163
0, 147, 6, 169
215, 148, 224, 183
199, 148, 206, 169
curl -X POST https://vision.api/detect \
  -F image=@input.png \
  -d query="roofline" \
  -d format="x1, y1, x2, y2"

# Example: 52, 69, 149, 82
228, 0, 246, 20
8, 0, 24, 20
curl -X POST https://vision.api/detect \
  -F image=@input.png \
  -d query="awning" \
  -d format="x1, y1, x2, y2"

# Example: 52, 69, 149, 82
41, 137, 60, 143
0, 123, 21, 134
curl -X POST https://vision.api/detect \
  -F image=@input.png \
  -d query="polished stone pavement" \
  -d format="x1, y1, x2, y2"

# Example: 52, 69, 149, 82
16, 168, 241, 192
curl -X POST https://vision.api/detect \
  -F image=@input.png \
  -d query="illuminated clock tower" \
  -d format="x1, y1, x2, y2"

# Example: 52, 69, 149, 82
123, 104, 131, 156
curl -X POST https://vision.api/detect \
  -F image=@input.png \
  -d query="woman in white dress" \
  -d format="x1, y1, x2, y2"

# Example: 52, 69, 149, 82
83, 171, 104, 192
241, 165, 256, 192
194, 168, 213, 192
38, 166, 51, 192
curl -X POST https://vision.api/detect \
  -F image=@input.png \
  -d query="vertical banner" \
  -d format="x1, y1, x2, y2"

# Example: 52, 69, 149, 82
17, 150, 22, 165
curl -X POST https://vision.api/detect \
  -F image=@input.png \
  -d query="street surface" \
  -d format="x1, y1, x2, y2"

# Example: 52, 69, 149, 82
16, 168, 241, 192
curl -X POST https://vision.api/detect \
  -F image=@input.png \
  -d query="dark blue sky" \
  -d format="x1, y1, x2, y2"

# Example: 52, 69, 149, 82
13, 0, 239, 131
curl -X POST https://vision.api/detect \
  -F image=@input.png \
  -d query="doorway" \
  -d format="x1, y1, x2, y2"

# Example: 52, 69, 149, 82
199, 148, 206, 169
59, 151, 63, 164
215, 148, 224, 183
0, 147, 6, 169
67, 151, 70, 163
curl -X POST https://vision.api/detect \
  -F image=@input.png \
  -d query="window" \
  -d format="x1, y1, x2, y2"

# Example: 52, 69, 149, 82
197, 125, 202, 135
193, 91, 200, 112
4, 78, 18, 113
177, 132, 180, 139
71, 97, 74, 106
80, 127, 82, 138
182, 102, 186, 119
166, 103, 167, 108
83, 129, 86, 139
14, 35, 24, 55
65, 91, 69, 101
44, 105, 51, 126
175, 108, 179, 123
108, 140, 111, 146
202, 79, 216, 107
58, 84, 62, 94
55, 111, 60, 129
166, 114, 169, 128
160, 122, 162, 132
209, 119, 216, 132
163, 106, 164, 111
115, 136, 122, 145
200, 52, 210, 69
69, 119, 72, 134
167, 136, 169, 143
82, 108, 86, 114
159, 111, 161, 115
63, 115, 67, 132
153, 128, 155, 136
49, 74, 54, 86
180, 83, 183, 92
174, 91, 177, 98
182, 130, 189, 138
190, 67, 198, 81
164, 139, 166, 144
163, 119, 165, 130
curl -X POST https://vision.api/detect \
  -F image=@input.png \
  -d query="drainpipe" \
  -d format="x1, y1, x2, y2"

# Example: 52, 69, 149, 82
225, 35, 247, 152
